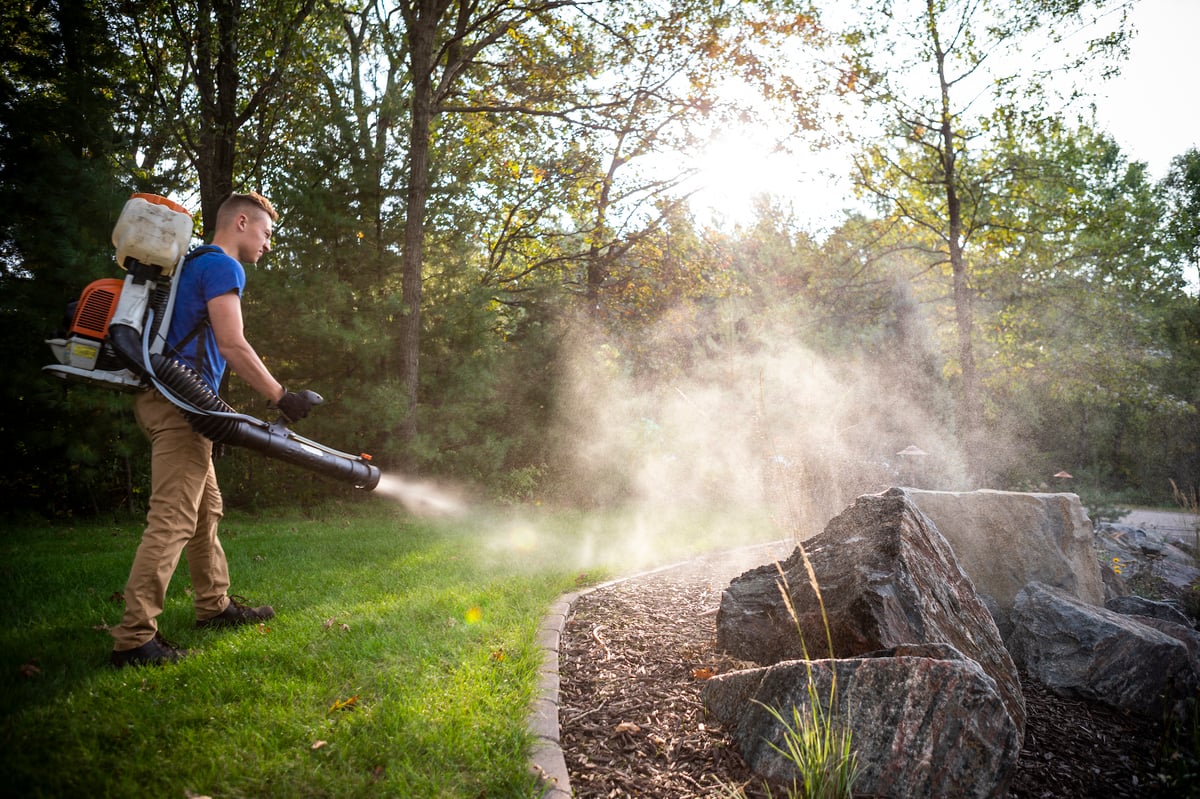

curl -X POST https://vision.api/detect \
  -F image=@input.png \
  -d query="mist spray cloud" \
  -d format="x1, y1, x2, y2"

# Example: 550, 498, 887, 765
544, 304, 980, 548
372, 473, 466, 518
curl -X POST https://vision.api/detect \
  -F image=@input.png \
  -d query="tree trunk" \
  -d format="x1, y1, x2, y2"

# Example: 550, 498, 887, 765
929, 0, 981, 474
189, 0, 316, 234
584, 128, 626, 317
398, 7, 438, 447
193, 0, 240, 236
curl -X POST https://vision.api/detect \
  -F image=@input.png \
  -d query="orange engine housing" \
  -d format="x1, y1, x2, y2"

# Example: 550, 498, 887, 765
70, 278, 123, 341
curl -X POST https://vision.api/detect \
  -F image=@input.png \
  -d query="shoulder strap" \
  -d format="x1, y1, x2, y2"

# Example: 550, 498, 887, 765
184, 244, 222, 262
170, 244, 225, 386
174, 245, 222, 350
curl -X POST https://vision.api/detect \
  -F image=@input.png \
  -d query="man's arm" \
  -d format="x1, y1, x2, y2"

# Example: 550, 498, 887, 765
207, 290, 285, 404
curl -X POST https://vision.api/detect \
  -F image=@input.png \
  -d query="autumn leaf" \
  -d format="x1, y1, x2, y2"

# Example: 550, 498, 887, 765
311, 740, 328, 750
323, 617, 336, 630
490, 648, 505, 661
329, 695, 359, 712
256, 623, 271, 635
692, 667, 716, 680
613, 721, 640, 735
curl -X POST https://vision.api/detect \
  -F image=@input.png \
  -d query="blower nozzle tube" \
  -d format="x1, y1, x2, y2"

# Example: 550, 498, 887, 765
109, 322, 380, 491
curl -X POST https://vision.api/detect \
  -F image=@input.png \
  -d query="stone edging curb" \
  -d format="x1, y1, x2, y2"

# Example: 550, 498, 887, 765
527, 591, 577, 798
525, 540, 793, 798
526, 564, 681, 799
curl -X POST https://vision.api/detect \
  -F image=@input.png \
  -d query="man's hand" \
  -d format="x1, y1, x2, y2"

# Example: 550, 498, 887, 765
274, 389, 323, 423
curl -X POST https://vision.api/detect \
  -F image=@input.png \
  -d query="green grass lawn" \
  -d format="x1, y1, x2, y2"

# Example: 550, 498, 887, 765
0, 498, 775, 798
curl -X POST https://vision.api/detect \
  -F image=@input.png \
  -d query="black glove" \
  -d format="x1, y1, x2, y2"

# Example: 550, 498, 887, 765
274, 389, 323, 423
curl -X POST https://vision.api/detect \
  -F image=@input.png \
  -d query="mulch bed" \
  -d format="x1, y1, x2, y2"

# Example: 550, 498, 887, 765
557, 546, 1181, 798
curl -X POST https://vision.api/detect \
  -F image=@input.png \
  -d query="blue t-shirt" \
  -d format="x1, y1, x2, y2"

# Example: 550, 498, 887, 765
167, 246, 245, 391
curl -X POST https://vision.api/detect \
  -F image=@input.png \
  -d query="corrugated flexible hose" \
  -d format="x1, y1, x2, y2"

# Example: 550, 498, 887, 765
109, 322, 380, 490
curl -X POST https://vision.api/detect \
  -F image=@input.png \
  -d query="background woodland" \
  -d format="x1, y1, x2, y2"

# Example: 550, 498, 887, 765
2, 0, 1197, 518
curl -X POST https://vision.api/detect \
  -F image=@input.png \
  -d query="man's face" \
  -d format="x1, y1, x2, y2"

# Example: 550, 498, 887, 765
237, 209, 273, 264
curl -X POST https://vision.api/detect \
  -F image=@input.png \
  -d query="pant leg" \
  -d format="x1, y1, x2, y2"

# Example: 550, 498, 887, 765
111, 390, 225, 650
186, 459, 231, 619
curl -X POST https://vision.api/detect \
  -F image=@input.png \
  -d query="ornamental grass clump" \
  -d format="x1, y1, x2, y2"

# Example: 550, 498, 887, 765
737, 393, 861, 798
759, 555, 862, 799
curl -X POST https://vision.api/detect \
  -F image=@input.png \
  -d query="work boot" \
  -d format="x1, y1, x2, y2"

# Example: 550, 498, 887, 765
110, 632, 189, 668
196, 595, 275, 629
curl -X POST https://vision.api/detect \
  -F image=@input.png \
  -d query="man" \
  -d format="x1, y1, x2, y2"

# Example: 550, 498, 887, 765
110, 191, 316, 668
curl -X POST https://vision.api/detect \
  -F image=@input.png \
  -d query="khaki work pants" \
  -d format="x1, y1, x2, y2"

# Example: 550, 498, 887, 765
111, 390, 231, 651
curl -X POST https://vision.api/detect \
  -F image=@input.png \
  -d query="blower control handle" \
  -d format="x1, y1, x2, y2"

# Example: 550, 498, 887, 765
275, 388, 323, 423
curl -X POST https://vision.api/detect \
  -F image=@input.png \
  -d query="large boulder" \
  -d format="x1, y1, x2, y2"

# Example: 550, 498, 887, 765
1105, 595, 1194, 627
702, 643, 1021, 799
1094, 521, 1200, 596
903, 489, 1104, 620
1008, 581, 1200, 721
715, 488, 1025, 736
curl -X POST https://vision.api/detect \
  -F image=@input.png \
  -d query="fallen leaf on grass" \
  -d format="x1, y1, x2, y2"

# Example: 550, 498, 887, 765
329, 695, 359, 712
491, 648, 506, 661
184, 790, 212, 799
256, 623, 271, 635
323, 617, 337, 630
369, 765, 385, 783
311, 740, 328, 750
18, 660, 40, 678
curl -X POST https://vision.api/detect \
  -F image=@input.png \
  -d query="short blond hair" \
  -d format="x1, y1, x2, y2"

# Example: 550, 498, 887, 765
217, 191, 278, 227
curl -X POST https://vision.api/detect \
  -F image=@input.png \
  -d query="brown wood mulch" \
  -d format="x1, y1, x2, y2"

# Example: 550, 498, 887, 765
558, 547, 1182, 799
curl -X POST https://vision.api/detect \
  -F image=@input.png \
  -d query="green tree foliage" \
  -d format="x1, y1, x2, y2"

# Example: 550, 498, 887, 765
1150, 149, 1200, 493
7, 0, 1197, 517
1162, 148, 1200, 272
112, 0, 323, 228
843, 0, 1132, 478
974, 124, 1189, 492
0, 0, 147, 515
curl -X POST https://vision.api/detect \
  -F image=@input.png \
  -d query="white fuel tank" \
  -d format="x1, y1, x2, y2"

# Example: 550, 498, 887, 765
111, 193, 193, 276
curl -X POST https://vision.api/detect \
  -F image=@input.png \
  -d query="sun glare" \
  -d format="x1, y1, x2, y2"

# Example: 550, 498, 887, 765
687, 127, 855, 231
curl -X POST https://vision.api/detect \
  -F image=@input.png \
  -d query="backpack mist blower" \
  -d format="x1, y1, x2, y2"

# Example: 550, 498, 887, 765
43, 193, 381, 491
